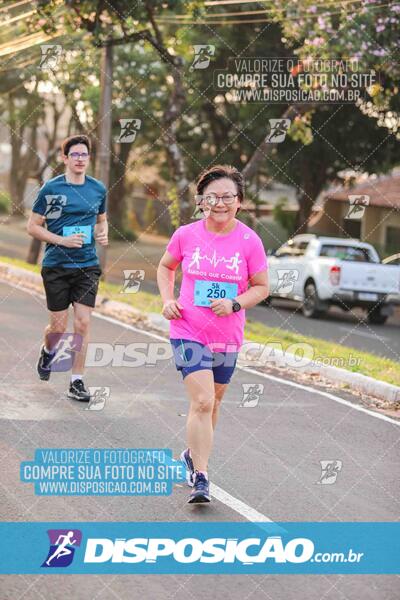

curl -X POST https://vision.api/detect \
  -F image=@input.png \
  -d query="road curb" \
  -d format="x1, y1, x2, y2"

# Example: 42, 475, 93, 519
238, 343, 400, 405
0, 261, 399, 405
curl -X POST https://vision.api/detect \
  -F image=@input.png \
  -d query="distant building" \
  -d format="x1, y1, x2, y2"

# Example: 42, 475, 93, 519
309, 171, 400, 256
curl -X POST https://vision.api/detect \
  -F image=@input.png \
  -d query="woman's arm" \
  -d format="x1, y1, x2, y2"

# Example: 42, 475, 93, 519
210, 269, 269, 316
236, 269, 269, 309
157, 251, 183, 320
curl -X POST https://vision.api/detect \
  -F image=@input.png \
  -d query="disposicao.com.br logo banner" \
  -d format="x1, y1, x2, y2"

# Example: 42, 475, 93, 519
0, 522, 398, 574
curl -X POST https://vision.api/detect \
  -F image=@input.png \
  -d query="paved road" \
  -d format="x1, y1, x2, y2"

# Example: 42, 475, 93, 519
0, 281, 399, 599
1, 218, 400, 361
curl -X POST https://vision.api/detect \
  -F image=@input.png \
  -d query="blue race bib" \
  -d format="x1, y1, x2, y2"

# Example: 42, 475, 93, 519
194, 280, 238, 307
62, 225, 92, 244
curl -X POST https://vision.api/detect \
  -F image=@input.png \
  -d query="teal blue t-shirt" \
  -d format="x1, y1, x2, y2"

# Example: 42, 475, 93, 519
32, 174, 107, 268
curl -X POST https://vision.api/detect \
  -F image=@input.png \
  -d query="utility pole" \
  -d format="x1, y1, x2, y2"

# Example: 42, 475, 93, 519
94, 43, 113, 276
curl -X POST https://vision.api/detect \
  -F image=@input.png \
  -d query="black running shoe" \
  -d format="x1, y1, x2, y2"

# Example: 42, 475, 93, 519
188, 471, 211, 504
68, 379, 91, 402
37, 345, 54, 381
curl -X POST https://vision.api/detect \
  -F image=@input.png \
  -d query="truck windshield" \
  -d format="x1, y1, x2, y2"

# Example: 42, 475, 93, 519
319, 245, 372, 262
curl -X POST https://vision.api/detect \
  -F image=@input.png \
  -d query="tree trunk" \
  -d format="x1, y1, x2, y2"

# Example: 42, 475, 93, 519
162, 64, 192, 225
202, 102, 226, 155
294, 191, 314, 234
9, 162, 26, 216
145, 3, 191, 224
27, 238, 42, 264
108, 141, 131, 234
94, 44, 113, 274
8, 92, 40, 217
294, 163, 325, 234
243, 104, 314, 181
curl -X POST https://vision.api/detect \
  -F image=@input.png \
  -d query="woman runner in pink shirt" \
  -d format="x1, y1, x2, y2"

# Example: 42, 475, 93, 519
157, 165, 269, 503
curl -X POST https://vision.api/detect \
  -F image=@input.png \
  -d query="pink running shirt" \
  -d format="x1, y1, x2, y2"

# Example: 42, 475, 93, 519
166, 219, 268, 351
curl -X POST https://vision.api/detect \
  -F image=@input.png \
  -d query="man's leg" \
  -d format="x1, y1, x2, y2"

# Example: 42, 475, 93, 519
71, 302, 93, 377
44, 310, 69, 351
66, 302, 93, 401
37, 309, 69, 381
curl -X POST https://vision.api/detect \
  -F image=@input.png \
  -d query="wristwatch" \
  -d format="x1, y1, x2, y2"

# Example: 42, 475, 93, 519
231, 299, 242, 313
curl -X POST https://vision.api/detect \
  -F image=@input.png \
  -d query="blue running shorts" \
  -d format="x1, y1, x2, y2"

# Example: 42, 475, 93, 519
170, 338, 238, 384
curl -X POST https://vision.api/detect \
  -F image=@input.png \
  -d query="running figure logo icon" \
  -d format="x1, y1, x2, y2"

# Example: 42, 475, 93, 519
189, 248, 242, 275
116, 119, 141, 143
44, 195, 67, 220
39, 45, 62, 71
317, 460, 343, 484
239, 383, 264, 407
121, 270, 145, 293
42, 529, 82, 568
85, 386, 110, 410
190, 45, 215, 71
274, 269, 299, 294
47, 333, 83, 372
266, 119, 291, 143
345, 195, 370, 220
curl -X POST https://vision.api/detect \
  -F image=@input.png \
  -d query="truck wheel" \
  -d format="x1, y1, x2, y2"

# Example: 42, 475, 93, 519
302, 283, 323, 318
367, 307, 388, 325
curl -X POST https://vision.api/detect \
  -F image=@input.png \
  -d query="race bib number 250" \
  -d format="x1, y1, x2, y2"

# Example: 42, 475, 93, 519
194, 280, 238, 307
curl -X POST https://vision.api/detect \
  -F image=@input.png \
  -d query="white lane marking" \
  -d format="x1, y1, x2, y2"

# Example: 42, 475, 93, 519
241, 367, 400, 427
338, 326, 390, 341
210, 484, 274, 522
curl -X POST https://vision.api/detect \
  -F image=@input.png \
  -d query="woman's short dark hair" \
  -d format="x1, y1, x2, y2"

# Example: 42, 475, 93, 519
196, 165, 244, 207
61, 135, 91, 156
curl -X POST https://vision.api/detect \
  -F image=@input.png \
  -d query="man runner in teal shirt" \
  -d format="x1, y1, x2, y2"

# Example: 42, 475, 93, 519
27, 135, 108, 402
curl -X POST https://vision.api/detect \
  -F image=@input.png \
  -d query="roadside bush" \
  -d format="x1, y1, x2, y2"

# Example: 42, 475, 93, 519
0, 191, 11, 214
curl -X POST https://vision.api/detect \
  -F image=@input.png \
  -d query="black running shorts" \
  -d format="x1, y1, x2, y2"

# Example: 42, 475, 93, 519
41, 265, 102, 312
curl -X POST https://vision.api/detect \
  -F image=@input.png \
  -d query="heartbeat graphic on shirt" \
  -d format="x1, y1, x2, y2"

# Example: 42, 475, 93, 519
189, 247, 242, 275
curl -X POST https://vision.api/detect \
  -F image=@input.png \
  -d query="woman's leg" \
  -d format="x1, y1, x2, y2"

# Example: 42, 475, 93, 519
184, 369, 215, 472
211, 351, 237, 429
212, 382, 229, 430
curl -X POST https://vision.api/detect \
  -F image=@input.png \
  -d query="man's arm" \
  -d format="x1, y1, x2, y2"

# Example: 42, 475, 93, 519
27, 212, 86, 248
27, 212, 63, 245
95, 212, 108, 246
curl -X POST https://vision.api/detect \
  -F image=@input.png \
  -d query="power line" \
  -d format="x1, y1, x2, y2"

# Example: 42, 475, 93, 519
165, 9, 270, 19
204, 0, 368, 4
205, 0, 270, 5
157, 2, 393, 25
157, 18, 280, 25
0, 9, 35, 27
0, 30, 62, 57
181, 2, 365, 17
0, 0, 33, 13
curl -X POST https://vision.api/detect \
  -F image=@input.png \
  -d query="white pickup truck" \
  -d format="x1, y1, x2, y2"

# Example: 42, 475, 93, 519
267, 235, 400, 324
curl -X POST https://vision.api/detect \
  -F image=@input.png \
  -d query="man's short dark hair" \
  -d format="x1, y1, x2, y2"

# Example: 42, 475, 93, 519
61, 135, 91, 156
